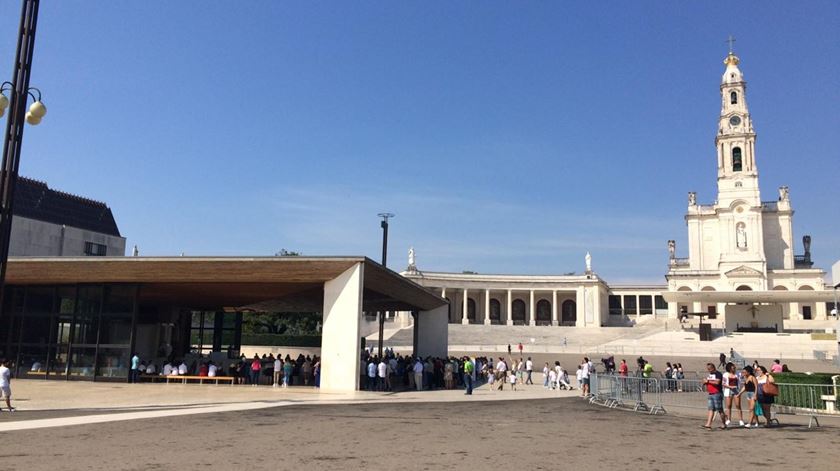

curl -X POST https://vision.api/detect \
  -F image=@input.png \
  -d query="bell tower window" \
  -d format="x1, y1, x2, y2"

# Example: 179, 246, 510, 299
730, 91, 738, 104
732, 147, 742, 171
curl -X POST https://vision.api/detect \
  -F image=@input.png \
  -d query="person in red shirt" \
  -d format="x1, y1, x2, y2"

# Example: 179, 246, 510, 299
618, 359, 628, 377
702, 363, 727, 429
517, 343, 523, 354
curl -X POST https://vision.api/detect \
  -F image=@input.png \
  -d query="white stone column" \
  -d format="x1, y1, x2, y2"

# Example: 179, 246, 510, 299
816, 302, 827, 320
790, 302, 800, 320
529, 290, 536, 326
636, 295, 641, 321
462, 289, 469, 324
484, 289, 491, 325
576, 286, 586, 327
692, 301, 702, 316
506, 289, 513, 326
416, 305, 449, 358
593, 287, 603, 327
320, 263, 364, 392
551, 290, 558, 326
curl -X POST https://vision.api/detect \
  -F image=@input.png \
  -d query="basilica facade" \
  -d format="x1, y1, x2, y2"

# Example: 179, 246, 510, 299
402, 51, 835, 331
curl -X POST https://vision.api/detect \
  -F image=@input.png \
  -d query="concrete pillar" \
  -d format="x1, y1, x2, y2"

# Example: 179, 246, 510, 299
816, 302, 827, 320
506, 289, 513, 326
551, 290, 558, 326
528, 290, 536, 326
416, 305, 449, 358
320, 263, 364, 392
484, 289, 491, 325
636, 294, 641, 321
593, 287, 603, 327
462, 289, 469, 325
790, 302, 800, 320
576, 286, 586, 327
692, 301, 702, 316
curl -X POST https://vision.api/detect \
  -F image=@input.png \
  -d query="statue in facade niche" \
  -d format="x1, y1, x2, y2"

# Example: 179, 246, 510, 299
667, 240, 675, 259
688, 192, 697, 206
736, 224, 747, 249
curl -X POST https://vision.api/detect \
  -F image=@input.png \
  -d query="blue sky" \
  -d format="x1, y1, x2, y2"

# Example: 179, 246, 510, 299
1, 2, 837, 282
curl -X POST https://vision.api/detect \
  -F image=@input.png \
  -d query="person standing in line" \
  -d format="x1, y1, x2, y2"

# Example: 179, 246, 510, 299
413, 357, 424, 391
366, 358, 377, 391
719, 352, 727, 368
129, 353, 140, 384
701, 363, 727, 429
250, 355, 262, 386
273, 356, 283, 387
463, 357, 474, 395
377, 357, 388, 391
0, 359, 14, 412
722, 362, 744, 427
525, 357, 534, 385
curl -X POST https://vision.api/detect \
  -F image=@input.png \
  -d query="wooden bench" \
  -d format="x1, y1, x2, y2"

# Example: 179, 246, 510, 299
161, 375, 235, 385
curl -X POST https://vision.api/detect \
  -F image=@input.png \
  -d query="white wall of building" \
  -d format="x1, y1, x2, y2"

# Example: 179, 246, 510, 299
9, 216, 126, 257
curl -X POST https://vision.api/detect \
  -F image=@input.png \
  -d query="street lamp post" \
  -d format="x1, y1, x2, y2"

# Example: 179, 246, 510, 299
376, 212, 394, 358
0, 0, 46, 319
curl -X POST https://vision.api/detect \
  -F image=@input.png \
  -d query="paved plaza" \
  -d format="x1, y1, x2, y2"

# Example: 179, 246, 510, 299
1, 380, 839, 471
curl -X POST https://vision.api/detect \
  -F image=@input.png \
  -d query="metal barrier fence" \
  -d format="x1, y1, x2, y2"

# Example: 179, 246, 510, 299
589, 373, 840, 428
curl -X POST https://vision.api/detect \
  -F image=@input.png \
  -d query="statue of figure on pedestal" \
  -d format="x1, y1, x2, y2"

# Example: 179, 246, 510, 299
667, 240, 675, 259
779, 186, 789, 202
407, 246, 416, 271
585, 251, 592, 273
688, 192, 697, 206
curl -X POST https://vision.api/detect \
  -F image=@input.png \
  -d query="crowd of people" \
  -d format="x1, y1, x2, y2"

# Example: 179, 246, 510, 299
358, 348, 594, 396
127, 352, 321, 387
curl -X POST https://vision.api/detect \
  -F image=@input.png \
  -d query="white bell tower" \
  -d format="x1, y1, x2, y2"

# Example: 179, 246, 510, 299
715, 39, 760, 209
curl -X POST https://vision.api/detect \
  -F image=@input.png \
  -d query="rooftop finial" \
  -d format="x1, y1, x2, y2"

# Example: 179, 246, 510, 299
723, 35, 740, 66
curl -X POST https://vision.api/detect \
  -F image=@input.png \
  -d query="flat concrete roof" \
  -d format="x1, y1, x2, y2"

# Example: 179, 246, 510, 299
5, 256, 447, 311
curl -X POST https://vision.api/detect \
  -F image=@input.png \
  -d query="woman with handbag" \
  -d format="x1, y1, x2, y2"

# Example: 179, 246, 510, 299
756, 366, 778, 427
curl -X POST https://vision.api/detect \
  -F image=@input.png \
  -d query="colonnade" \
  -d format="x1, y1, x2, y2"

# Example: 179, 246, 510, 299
438, 287, 597, 327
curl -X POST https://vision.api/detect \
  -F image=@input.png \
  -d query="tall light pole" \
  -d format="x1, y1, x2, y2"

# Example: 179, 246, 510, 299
0, 0, 46, 320
376, 212, 394, 358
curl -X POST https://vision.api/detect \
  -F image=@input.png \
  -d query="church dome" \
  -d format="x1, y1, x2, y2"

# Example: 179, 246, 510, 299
722, 53, 744, 84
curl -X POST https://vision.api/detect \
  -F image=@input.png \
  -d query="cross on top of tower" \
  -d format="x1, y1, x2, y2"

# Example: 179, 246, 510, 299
726, 35, 736, 54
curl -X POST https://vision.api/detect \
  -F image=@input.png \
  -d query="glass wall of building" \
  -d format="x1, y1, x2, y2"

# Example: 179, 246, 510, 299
0, 284, 137, 381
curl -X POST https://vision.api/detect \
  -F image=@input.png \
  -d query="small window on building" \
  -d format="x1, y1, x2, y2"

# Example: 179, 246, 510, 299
732, 147, 742, 172
730, 91, 738, 104
84, 242, 107, 256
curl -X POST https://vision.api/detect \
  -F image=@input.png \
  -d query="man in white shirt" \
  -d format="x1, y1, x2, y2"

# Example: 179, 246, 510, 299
495, 357, 507, 391
162, 362, 174, 376
377, 359, 388, 391
178, 361, 188, 375
208, 363, 218, 377
413, 358, 424, 391
273, 357, 282, 387
0, 359, 13, 411
525, 357, 534, 385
